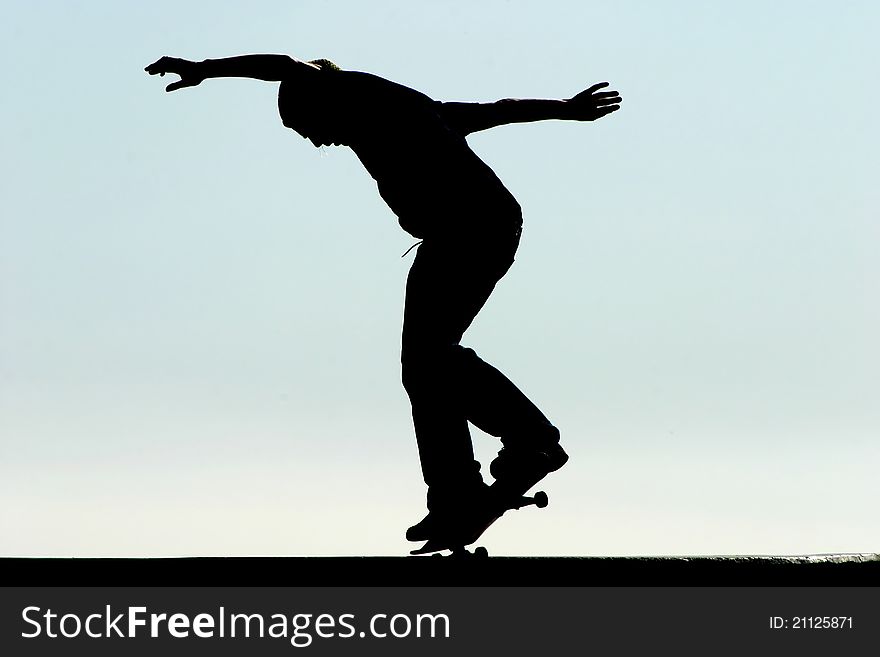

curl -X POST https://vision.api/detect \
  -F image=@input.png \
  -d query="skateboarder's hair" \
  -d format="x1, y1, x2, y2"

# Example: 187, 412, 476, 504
308, 59, 341, 72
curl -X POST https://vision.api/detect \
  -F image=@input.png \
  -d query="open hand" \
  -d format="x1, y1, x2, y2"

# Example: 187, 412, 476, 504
567, 82, 622, 121
145, 56, 204, 92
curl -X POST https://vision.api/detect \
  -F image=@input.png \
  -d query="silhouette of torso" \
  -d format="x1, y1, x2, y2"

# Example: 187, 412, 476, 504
279, 71, 521, 239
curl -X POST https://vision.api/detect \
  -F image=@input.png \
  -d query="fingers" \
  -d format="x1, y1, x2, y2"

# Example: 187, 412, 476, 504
145, 56, 181, 76
165, 79, 194, 92
146, 56, 197, 92
594, 93, 622, 107
588, 104, 621, 121
144, 56, 169, 75
571, 83, 622, 106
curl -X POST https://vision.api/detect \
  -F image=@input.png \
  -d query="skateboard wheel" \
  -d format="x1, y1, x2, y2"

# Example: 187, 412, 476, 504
533, 491, 549, 508
474, 547, 489, 558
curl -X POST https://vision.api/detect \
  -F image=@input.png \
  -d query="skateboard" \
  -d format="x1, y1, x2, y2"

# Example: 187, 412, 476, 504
409, 487, 549, 557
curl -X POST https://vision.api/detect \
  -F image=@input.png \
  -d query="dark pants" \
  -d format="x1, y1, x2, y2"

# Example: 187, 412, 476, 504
401, 225, 559, 504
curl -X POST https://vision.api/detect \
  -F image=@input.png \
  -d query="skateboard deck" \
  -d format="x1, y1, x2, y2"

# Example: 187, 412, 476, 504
410, 449, 561, 556
410, 489, 548, 556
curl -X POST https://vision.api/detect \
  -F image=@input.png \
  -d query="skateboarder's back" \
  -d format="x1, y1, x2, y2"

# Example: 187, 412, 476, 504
278, 68, 522, 239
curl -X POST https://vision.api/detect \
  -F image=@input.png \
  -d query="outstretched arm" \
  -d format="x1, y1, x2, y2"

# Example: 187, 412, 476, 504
145, 54, 319, 92
440, 82, 622, 135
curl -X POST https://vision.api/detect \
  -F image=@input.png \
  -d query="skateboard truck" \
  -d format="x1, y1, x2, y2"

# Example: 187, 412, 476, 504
512, 490, 548, 510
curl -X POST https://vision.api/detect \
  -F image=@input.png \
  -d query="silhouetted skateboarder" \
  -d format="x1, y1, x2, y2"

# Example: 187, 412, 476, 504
146, 54, 622, 546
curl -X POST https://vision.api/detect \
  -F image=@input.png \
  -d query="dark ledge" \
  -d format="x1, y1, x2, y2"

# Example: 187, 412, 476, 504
3, 553, 878, 586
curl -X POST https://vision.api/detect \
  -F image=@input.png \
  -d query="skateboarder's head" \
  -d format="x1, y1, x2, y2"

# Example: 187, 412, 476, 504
278, 59, 346, 147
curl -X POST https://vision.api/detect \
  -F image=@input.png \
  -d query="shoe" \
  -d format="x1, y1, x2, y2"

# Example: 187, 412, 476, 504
405, 482, 491, 542
489, 441, 569, 484
406, 513, 434, 542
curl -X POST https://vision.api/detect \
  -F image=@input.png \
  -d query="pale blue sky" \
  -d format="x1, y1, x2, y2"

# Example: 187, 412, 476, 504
2, 1, 877, 556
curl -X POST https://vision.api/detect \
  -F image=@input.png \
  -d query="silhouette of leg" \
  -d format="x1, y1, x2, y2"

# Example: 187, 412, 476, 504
401, 238, 492, 498
455, 347, 560, 448
401, 228, 560, 510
